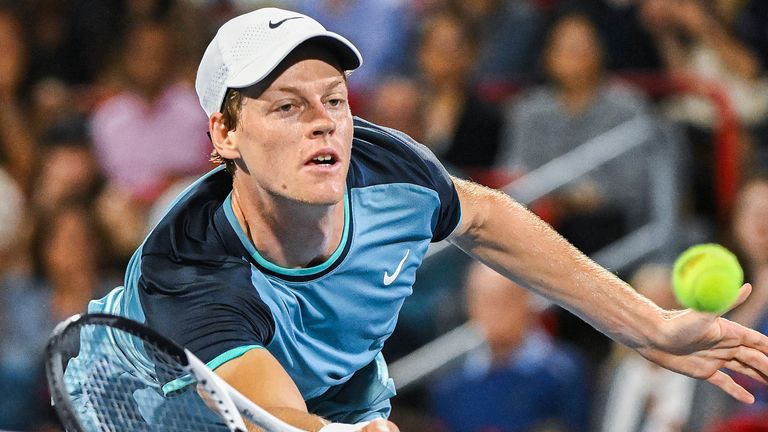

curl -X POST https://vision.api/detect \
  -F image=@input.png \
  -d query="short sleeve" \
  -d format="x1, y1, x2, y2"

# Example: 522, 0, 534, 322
137, 253, 275, 364
351, 118, 462, 242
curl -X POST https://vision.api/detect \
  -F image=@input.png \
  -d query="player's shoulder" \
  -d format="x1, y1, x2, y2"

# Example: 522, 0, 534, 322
141, 167, 244, 261
350, 117, 450, 189
353, 117, 430, 160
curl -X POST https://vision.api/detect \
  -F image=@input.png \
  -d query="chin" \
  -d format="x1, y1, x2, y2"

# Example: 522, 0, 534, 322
308, 177, 347, 203
302, 191, 345, 206
290, 184, 346, 206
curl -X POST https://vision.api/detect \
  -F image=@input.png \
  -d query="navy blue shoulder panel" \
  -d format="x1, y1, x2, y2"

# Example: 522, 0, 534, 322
349, 117, 461, 241
137, 169, 275, 362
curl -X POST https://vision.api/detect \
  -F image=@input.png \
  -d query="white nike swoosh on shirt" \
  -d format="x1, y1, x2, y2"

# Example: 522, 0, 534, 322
383, 250, 410, 286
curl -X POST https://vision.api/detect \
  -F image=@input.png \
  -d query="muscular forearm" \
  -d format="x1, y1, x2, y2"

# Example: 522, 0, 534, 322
215, 349, 328, 431
450, 179, 665, 349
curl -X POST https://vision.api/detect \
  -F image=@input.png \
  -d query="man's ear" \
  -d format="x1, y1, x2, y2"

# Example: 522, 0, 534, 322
209, 113, 241, 160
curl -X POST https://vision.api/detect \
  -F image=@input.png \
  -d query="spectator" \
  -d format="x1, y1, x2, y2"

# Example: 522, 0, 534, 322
1, 201, 111, 430
552, 0, 664, 72
447, 0, 544, 86
32, 116, 104, 213
598, 264, 697, 432
28, 77, 79, 138
0, 168, 39, 431
23, 0, 105, 86
429, 262, 590, 432
29, 204, 113, 322
93, 184, 151, 270
497, 9, 658, 372
363, 75, 424, 143
293, 0, 412, 98
0, 5, 36, 192
415, 10, 503, 174
498, 9, 655, 251
638, 0, 768, 218
682, 174, 768, 432
89, 19, 211, 202
0, 168, 25, 277
37, 0, 182, 86
640, 0, 768, 127
730, 174, 768, 335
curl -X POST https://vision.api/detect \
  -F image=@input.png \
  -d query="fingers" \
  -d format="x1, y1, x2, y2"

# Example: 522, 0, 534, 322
739, 323, 768, 353
715, 320, 768, 386
725, 283, 753, 313
734, 345, 768, 382
720, 317, 768, 354
707, 370, 755, 404
723, 359, 768, 385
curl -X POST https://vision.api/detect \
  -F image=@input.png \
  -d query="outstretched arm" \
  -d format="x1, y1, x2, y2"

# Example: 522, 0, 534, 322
448, 177, 768, 403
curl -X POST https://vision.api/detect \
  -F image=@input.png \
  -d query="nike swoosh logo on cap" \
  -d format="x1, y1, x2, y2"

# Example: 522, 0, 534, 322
268, 16, 303, 29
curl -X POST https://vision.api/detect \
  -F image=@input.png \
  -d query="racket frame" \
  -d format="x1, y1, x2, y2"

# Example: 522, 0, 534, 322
45, 313, 303, 432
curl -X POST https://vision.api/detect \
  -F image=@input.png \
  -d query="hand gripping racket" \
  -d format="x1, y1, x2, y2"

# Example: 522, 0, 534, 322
45, 313, 305, 432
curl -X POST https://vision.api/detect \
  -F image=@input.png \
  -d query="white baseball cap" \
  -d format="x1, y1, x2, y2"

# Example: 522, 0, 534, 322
195, 7, 363, 117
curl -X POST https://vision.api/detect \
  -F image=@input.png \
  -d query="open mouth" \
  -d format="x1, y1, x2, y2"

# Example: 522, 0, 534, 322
308, 154, 337, 165
305, 149, 340, 167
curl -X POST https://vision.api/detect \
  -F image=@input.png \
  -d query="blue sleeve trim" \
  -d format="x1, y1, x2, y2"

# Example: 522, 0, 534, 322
161, 345, 263, 395
208, 344, 263, 371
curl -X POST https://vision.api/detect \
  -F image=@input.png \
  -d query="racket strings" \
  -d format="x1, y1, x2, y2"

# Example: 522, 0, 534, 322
58, 322, 231, 431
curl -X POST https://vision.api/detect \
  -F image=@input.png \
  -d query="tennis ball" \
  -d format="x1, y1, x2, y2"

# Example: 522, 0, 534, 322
672, 243, 744, 313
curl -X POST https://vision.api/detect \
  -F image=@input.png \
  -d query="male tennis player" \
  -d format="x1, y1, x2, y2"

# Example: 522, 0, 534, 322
84, 7, 768, 432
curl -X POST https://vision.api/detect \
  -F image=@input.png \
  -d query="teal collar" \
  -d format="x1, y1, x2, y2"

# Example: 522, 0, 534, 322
223, 191, 350, 277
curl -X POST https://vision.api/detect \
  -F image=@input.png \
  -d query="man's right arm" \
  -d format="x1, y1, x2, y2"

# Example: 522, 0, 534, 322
214, 348, 329, 431
214, 350, 400, 432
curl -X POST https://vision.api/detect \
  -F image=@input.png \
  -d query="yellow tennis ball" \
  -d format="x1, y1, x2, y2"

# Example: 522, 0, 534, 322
672, 244, 744, 313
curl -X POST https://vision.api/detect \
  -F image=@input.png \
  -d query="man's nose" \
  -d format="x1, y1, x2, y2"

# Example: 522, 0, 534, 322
308, 102, 336, 137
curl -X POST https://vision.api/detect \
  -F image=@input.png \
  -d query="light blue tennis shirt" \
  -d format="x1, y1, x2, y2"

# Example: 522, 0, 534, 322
86, 117, 462, 422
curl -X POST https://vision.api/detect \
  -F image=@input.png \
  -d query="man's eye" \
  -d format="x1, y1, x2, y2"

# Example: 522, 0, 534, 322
327, 99, 343, 107
278, 104, 294, 112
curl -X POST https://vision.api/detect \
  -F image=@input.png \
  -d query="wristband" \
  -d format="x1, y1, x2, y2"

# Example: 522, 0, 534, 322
319, 420, 371, 432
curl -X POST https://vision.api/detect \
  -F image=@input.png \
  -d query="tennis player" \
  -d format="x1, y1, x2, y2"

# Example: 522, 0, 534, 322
84, 7, 768, 432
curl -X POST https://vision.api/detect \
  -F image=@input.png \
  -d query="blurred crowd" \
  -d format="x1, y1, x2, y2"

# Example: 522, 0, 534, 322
1, 0, 768, 430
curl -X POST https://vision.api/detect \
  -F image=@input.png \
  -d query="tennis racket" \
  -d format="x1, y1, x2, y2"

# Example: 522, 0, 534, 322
45, 313, 305, 432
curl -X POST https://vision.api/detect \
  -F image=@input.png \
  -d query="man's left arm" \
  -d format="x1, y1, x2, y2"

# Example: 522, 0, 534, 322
448, 177, 768, 403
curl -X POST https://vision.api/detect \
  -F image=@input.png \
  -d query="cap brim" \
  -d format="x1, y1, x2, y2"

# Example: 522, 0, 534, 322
225, 32, 362, 90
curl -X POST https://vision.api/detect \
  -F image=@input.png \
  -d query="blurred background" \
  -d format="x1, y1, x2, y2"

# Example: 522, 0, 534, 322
1, 0, 767, 431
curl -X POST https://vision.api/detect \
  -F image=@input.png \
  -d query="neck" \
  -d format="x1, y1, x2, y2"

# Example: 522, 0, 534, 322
488, 339, 523, 366
558, 80, 600, 115
231, 179, 345, 269
428, 76, 464, 94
